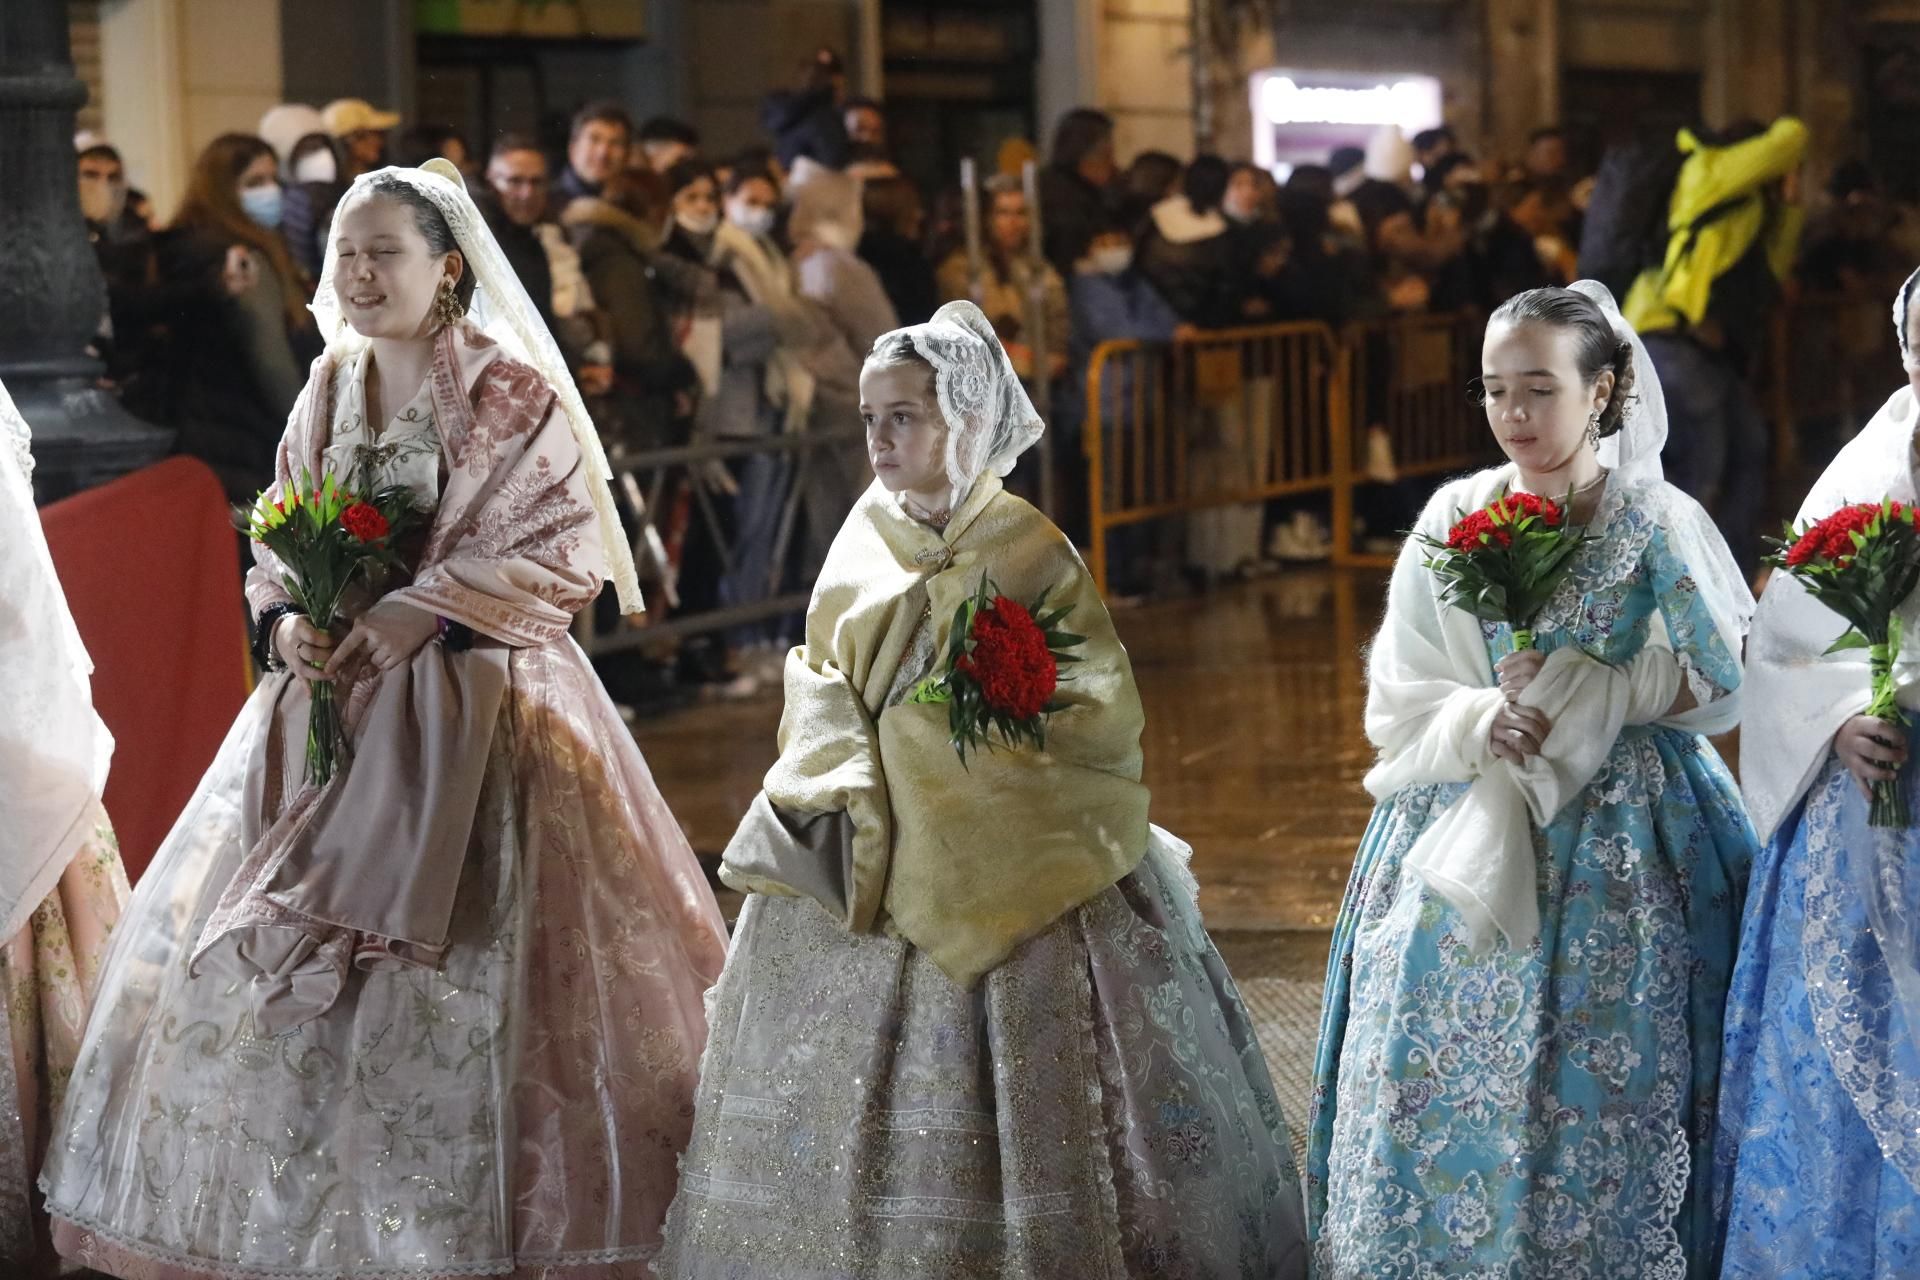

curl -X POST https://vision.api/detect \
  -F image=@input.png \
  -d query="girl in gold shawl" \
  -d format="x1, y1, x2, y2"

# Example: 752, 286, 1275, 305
655, 300, 1306, 1278
39, 162, 728, 1279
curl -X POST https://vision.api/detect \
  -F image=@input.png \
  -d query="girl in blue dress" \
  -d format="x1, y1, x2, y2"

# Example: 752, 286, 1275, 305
1717, 267, 1920, 1277
1308, 282, 1758, 1277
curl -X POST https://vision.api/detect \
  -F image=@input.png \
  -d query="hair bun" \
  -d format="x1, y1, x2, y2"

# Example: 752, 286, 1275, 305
1597, 338, 1637, 438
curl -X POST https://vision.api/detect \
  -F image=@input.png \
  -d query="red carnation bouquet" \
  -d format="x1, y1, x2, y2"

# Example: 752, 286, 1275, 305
1414, 491, 1589, 652
908, 572, 1086, 764
1767, 499, 1920, 826
236, 470, 421, 786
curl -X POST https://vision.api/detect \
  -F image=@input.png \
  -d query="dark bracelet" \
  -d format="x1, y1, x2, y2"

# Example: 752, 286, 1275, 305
252, 602, 305, 672
436, 616, 474, 653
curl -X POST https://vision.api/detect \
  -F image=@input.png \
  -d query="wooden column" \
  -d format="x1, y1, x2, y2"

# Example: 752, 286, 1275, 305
1483, 0, 1558, 161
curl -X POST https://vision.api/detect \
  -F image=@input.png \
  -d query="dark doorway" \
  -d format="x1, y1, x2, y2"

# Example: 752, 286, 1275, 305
1560, 67, 1703, 171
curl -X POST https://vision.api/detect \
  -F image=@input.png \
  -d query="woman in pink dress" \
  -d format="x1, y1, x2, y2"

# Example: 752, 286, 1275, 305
39, 160, 728, 1279
0, 375, 131, 1277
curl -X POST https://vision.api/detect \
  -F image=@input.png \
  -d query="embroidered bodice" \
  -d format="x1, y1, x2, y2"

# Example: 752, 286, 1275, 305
321, 348, 443, 511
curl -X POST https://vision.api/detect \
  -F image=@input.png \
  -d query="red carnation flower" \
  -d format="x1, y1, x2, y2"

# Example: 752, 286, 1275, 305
1445, 509, 1512, 551
956, 595, 1058, 720
340, 502, 390, 543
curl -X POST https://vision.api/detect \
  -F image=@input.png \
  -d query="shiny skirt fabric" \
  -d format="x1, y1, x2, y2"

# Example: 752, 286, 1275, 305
1713, 759, 1920, 1277
1309, 727, 1754, 1279
0, 808, 128, 1277
654, 838, 1308, 1279
39, 641, 729, 1280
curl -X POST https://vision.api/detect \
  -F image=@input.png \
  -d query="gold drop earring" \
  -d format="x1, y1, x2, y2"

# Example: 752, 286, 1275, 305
433, 278, 465, 329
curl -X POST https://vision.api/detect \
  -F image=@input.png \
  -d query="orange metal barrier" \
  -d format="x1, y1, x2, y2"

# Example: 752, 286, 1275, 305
1082, 321, 1351, 592
1075, 294, 1914, 594
1082, 312, 1500, 590
1345, 310, 1488, 480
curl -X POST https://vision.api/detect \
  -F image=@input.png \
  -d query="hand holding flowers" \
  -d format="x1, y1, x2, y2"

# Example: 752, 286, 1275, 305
1767, 498, 1920, 825
236, 470, 422, 785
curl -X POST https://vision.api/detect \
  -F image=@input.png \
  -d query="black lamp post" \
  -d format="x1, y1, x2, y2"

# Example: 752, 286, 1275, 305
0, 0, 171, 503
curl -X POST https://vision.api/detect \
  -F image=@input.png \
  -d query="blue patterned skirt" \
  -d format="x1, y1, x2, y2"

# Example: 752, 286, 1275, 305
1309, 726, 1755, 1279
1714, 757, 1920, 1277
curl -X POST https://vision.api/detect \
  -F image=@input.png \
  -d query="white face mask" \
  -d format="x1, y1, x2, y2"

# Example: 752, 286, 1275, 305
677, 209, 719, 237
728, 200, 776, 238
78, 176, 126, 226
1088, 245, 1132, 275
240, 182, 284, 230
292, 149, 338, 185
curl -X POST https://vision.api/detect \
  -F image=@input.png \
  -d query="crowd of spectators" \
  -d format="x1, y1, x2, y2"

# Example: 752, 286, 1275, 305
65, 52, 1919, 701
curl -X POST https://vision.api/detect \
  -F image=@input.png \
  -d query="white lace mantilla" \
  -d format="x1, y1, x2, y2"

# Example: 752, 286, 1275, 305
886, 300, 1044, 509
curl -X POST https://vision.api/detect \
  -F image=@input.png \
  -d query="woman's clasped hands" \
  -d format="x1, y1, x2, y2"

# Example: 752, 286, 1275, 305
1490, 648, 1553, 766
273, 602, 441, 683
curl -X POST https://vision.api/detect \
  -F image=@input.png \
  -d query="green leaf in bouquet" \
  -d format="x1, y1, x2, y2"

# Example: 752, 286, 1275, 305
909, 674, 951, 705
946, 599, 973, 665
1824, 630, 1871, 655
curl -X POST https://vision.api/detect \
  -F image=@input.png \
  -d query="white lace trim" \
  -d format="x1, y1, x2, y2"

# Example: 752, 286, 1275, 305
0, 376, 30, 481
1800, 762, 1920, 1186
889, 300, 1044, 508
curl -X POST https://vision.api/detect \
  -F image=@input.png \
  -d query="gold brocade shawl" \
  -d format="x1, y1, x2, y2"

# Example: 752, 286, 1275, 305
721, 474, 1150, 988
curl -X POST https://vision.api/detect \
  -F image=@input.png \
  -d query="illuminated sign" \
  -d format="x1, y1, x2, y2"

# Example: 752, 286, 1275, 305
1258, 74, 1442, 127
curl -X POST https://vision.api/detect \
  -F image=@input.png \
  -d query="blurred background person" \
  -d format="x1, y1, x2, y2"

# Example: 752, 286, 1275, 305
636, 115, 701, 175
787, 159, 891, 570
557, 100, 632, 203
1523, 125, 1572, 183
278, 132, 344, 282
1136, 154, 1238, 328
1118, 149, 1182, 237
390, 123, 475, 178
937, 174, 1070, 385
858, 173, 936, 326
155, 133, 314, 504
1625, 116, 1809, 569
1039, 107, 1118, 278
562, 166, 696, 452
760, 46, 850, 170
480, 134, 567, 343
320, 97, 398, 181
843, 96, 887, 152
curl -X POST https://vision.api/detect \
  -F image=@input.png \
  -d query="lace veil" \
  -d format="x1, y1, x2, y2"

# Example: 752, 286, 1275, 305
0, 375, 113, 942
1570, 279, 1666, 486
310, 159, 641, 613
1566, 278, 1754, 656
878, 300, 1044, 508
0, 373, 30, 481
